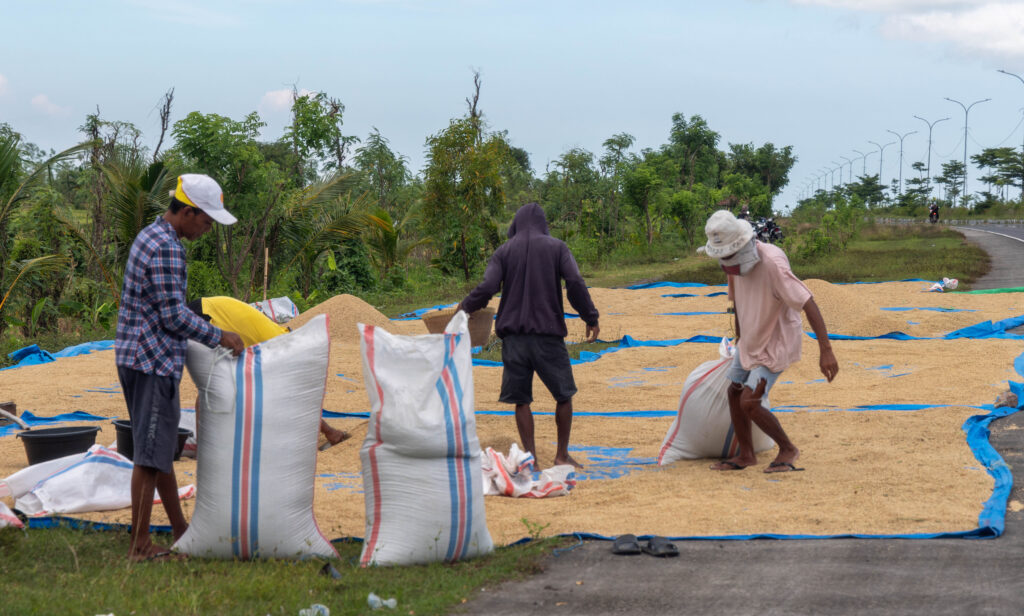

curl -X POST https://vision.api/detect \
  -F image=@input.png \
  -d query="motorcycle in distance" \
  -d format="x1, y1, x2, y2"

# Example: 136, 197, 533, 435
928, 204, 939, 224
753, 216, 784, 243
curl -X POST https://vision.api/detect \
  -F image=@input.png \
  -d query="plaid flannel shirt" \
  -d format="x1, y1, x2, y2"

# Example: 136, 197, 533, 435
115, 217, 221, 379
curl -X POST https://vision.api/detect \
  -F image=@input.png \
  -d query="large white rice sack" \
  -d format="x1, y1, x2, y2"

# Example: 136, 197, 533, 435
658, 338, 775, 464
175, 314, 337, 560
358, 311, 493, 566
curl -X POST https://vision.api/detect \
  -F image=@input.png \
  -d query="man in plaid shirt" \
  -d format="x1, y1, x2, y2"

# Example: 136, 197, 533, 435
116, 174, 244, 562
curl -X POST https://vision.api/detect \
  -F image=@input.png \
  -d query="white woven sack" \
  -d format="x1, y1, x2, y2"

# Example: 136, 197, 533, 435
176, 314, 336, 560
358, 311, 493, 566
0, 501, 23, 529
13, 445, 192, 516
1, 450, 87, 499
250, 296, 299, 324
657, 338, 775, 464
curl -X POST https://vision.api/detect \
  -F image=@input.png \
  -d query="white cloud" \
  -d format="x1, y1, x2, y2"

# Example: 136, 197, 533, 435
30, 94, 69, 116
883, 3, 1024, 57
0, 74, 7, 96
259, 87, 316, 113
792, 1, 1024, 60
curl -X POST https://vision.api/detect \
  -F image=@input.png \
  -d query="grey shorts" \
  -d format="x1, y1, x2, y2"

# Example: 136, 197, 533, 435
726, 356, 782, 395
499, 334, 577, 404
117, 366, 181, 474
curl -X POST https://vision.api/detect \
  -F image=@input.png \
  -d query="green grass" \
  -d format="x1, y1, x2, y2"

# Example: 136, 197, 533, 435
0, 524, 571, 616
788, 224, 989, 285
648, 223, 990, 289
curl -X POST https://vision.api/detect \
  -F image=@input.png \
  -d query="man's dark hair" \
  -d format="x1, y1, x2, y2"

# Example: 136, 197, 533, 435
168, 197, 194, 214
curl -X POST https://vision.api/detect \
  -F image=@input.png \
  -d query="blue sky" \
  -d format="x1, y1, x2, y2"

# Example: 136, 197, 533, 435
3, 0, 1024, 210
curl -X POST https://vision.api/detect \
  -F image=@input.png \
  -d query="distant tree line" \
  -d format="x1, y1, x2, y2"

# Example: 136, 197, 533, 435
0, 74, 797, 340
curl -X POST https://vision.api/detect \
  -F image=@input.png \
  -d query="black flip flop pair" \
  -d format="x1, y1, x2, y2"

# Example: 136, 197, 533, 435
611, 534, 679, 557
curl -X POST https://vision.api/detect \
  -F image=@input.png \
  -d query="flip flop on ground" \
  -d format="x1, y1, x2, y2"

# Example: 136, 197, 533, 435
764, 461, 804, 473
709, 460, 749, 471
611, 533, 642, 555
141, 551, 186, 563
642, 536, 679, 557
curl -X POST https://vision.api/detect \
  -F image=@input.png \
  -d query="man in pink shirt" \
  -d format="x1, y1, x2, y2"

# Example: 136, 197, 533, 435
699, 210, 839, 473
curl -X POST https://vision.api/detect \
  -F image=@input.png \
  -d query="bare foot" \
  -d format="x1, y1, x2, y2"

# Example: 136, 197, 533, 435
554, 454, 584, 469
325, 428, 351, 446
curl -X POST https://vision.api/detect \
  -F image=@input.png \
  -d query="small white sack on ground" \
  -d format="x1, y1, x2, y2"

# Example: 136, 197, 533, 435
175, 315, 337, 560
481, 444, 576, 498
0, 450, 88, 499
658, 338, 775, 464
0, 501, 24, 529
13, 445, 194, 516
250, 296, 299, 324
359, 311, 494, 566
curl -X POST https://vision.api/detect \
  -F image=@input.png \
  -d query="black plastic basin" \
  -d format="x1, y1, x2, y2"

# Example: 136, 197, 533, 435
112, 419, 191, 462
17, 425, 100, 465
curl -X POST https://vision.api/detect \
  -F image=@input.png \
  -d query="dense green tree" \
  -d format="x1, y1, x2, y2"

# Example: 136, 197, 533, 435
622, 162, 662, 245
935, 160, 966, 207
666, 113, 720, 189
972, 147, 1022, 202
422, 116, 512, 280
354, 128, 410, 217
171, 111, 287, 298
286, 89, 359, 182
727, 142, 796, 210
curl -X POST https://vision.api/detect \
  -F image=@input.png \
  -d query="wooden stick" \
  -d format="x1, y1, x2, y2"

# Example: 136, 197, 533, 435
263, 247, 269, 302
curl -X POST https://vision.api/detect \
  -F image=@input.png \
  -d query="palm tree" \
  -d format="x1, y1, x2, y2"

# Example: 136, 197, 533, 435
364, 206, 431, 282
55, 148, 171, 306
0, 135, 94, 326
279, 172, 386, 296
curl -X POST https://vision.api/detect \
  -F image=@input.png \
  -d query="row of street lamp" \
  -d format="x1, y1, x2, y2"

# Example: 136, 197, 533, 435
800, 69, 1024, 206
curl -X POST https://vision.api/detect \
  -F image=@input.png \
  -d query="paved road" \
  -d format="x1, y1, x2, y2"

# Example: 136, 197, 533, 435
460, 227, 1024, 616
957, 225, 1024, 290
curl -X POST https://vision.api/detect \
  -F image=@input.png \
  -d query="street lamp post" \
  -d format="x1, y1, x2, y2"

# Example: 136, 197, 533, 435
945, 96, 991, 208
831, 162, 842, 189
912, 115, 950, 190
853, 149, 870, 177
997, 69, 1024, 200
886, 129, 917, 196
840, 155, 853, 184
868, 140, 896, 186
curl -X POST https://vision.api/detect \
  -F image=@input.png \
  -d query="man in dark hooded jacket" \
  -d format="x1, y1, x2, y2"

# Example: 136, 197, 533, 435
459, 202, 599, 468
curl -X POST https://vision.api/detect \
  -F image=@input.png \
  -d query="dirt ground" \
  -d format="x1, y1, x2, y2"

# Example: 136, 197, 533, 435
0, 280, 1016, 544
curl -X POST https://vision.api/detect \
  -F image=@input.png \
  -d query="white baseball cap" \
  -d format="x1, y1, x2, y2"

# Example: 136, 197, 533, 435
172, 174, 237, 225
698, 209, 755, 258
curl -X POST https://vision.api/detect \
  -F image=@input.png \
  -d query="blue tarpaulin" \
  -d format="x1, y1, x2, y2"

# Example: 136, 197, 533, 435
0, 410, 112, 437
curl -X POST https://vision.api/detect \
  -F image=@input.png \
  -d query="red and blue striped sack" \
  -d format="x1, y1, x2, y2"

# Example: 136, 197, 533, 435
358, 311, 494, 566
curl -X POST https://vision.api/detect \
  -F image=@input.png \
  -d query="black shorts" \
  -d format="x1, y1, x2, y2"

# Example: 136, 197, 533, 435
499, 334, 577, 404
117, 366, 181, 474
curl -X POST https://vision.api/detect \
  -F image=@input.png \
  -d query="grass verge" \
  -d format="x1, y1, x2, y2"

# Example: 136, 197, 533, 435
0, 524, 571, 616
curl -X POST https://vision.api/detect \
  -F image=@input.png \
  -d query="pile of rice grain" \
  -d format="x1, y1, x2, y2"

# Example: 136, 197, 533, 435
287, 294, 397, 343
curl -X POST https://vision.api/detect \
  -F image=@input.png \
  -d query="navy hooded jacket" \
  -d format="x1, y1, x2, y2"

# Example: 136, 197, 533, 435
461, 202, 599, 338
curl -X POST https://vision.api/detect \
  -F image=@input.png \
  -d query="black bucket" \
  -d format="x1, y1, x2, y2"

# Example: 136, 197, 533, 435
17, 426, 100, 465
113, 420, 191, 462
